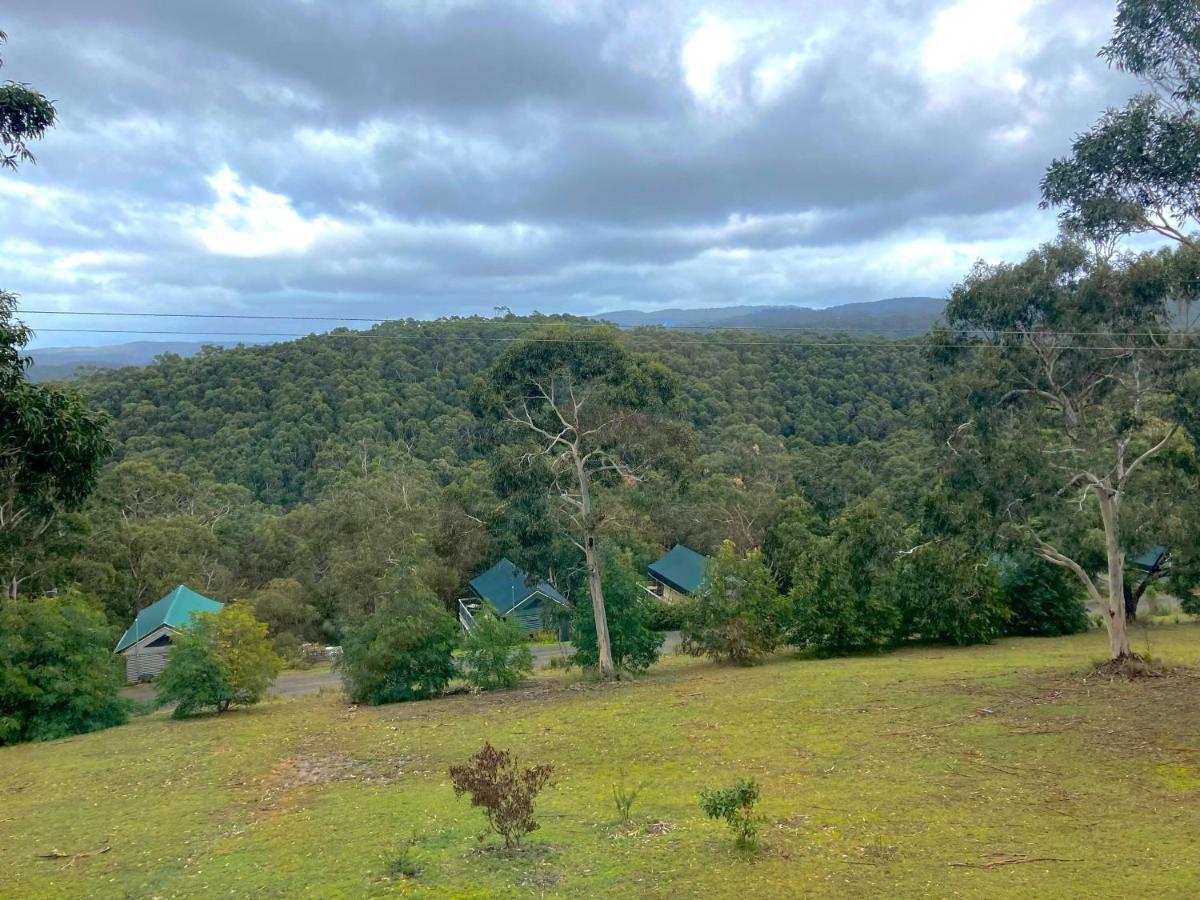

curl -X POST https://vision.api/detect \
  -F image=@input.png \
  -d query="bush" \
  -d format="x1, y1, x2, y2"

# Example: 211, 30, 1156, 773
574, 550, 665, 672
247, 578, 320, 644
788, 501, 901, 656
998, 554, 1089, 636
647, 598, 685, 631
699, 777, 761, 849
339, 589, 458, 705
157, 602, 283, 718
680, 541, 784, 665
893, 541, 1010, 645
448, 742, 554, 849
459, 610, 534, 691
0, 592, 129, 746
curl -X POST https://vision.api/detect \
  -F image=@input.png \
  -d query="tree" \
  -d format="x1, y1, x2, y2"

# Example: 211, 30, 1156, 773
573, 549, 664, 672
1, 35, 109, 599
458, 609, 534, 691
0, 30, 56, 170
247, 578, 320, 644
0, 590, 129, 745
339, 587, 459, 704
680, 540, 784, 665
156, 603, 282, 717
788, 501, 902, 656
1041, 1, 1200, 248
892, 540, 1009, 646
997, 554, 1089, 637
933, 240, 1193, 660
474, 322, 687, 675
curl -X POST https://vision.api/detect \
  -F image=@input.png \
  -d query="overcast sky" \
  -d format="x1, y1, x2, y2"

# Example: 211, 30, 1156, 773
1, 0, 1142, 346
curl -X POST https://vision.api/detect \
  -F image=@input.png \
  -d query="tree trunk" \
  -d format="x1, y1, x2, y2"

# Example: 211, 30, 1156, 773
574, 451, 614, 676
1098, 491, 1133, 660
1123, 582, 1137, 623
582, 532, 615, 676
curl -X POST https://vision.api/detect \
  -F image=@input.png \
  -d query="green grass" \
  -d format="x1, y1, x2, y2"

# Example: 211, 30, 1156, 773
4, 625, 1200, 898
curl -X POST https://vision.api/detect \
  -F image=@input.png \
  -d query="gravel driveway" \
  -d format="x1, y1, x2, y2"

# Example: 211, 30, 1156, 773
123, 631, 681, 703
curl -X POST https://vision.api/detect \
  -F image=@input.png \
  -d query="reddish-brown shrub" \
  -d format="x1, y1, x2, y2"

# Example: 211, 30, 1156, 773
448, 742, 555, 849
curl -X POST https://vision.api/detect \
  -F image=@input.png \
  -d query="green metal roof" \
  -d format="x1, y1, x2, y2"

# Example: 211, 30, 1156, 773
469, 558, 567, 615
115, 585, 224, 653
1131, 545, 1169, 572
648, 544, 709, 595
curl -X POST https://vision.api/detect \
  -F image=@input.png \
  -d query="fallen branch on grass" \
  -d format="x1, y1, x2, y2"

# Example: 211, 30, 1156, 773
36, 843, 112, 865
951, 853, 1080, 869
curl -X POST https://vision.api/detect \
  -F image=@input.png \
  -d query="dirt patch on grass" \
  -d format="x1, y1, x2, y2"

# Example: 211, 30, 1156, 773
263, 751, 405, 791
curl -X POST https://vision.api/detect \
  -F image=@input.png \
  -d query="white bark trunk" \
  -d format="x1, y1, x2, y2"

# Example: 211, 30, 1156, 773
574, 450, 614, 675
1097, 490, 1132, 660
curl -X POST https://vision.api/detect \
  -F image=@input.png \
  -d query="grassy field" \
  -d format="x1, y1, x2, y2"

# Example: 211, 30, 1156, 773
3, 625, 1199, 898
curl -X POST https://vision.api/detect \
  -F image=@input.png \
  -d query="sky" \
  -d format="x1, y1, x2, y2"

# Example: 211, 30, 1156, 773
0, 0, 1143, 346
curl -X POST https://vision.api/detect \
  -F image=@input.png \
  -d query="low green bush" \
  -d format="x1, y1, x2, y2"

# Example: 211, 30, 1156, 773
339, 590, 458, 705
699, 777, 761, 849
459, 611, 534, 691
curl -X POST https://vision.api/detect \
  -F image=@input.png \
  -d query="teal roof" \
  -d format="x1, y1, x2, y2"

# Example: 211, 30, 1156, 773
648, 545, 709, 595
469, 558, 567, 615
1131, 545, 1169, 571
115, 585, 224, 653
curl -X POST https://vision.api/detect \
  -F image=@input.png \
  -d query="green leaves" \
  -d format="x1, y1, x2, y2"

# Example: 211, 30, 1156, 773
680, 541, 784, 665
156, 603, 283, 718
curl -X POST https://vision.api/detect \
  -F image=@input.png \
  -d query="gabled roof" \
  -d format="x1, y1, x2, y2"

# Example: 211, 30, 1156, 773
648, 544, 709, 595
115, 585, 224, 653
469, 558, 567, 615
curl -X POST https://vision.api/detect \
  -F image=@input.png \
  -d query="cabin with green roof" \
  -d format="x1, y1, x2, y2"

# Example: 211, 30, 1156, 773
647, 544, 709, 603
460, 558, 569, 636
115, 584, 224, 682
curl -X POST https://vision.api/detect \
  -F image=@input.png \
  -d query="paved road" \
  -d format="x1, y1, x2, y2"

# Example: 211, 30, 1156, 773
123, 631, 682, 702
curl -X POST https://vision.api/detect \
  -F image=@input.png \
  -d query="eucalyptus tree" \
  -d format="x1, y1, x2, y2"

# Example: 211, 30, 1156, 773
932, 240, 1195, 660
1041, 0, 1200, 249
473, 323, 687, 675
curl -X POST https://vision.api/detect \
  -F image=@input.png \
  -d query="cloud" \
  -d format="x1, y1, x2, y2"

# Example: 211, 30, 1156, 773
0, 0, 1152, 346
192, 166, 350, 257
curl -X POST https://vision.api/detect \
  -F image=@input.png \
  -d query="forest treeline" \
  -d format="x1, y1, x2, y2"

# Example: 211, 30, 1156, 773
19, 319, 938, 641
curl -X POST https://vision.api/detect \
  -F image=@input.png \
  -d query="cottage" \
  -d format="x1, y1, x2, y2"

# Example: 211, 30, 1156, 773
115, 584, 224, 683
647, 544, 709, 603
460, 558, 569, 636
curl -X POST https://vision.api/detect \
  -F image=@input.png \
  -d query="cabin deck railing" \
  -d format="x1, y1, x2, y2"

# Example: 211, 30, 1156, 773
458, 599, 478, 633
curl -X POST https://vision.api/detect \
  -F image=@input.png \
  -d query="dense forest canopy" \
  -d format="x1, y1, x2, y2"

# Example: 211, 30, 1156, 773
10, 316, 935, 639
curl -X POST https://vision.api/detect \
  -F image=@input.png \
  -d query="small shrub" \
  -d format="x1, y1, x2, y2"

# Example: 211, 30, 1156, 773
699, 777, 761, 849
574, 549, 665, 672
0, 591, 130, 746
156, 603, 283, 718
385, 830, 422, 880
612, 769, 644, 824
680, 541, 784, 665
339, 590, 458, 705
459, 611, 534, 691
448, 742, 554, 849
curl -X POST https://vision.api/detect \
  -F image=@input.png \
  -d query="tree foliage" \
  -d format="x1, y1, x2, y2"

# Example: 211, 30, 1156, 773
0, 591, 128, 745
680, 540, 783, 665
458, 609, 534, 691
156, 603, 282, 718
787, 501, 902, 656
572, 549, 664, 672
1042, 0, 1200, 247
339, 587, 459, 704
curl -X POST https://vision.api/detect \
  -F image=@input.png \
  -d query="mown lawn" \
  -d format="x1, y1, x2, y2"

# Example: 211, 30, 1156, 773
3, 625, 1199, 898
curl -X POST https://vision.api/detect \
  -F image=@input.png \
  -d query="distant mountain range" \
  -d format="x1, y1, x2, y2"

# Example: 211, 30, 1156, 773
27, 296, 946, 382
595, 296, 945, 335
26, 341, 239, 383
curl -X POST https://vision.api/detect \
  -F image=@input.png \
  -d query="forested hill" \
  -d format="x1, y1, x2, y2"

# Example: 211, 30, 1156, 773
82, 316, 933, 507
596, 296, 945, 335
